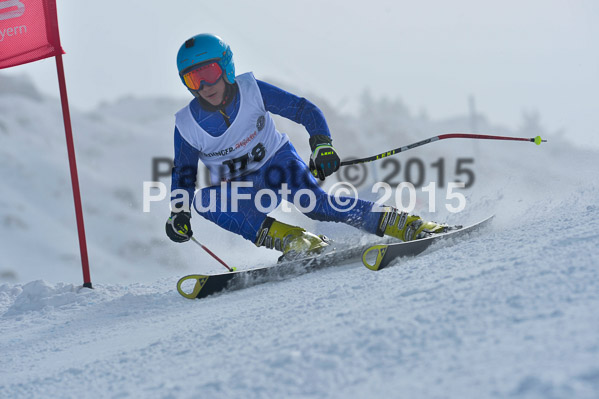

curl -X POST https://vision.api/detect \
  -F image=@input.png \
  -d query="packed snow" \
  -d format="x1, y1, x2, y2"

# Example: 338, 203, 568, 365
1, 73, 598, 398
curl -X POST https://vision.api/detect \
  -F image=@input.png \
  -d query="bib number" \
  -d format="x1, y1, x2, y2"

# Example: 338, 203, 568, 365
222, 143, 266, 175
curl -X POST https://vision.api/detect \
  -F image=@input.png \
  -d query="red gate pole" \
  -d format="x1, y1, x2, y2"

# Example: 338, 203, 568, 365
55, 52, 92, 288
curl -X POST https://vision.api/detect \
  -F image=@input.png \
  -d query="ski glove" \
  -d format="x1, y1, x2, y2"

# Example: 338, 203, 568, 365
309, 135, 340, 181
165, 211, 193, 243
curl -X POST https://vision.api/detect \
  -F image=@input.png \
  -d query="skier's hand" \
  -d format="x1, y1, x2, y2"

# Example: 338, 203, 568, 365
165, 211, 193, 243
309, 134, 340, 181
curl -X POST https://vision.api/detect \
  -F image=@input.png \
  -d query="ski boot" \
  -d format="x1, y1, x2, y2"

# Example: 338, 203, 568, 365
376, 207, 450, 242
255, 217, 330, 261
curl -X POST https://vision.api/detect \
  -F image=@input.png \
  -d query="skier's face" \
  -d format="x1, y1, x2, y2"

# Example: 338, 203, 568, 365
198, 77, 226, 106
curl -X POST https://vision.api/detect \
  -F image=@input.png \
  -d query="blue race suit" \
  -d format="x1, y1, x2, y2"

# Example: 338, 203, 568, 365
171, 79, 382, 242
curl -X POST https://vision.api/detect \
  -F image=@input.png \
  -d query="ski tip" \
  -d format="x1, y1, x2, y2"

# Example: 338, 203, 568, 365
362, 245, 388, 271
177, 274, 210, 299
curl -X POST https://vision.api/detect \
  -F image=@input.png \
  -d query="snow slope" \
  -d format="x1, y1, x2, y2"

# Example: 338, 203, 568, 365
1, 190, 598, 398
1, 73, 599, 398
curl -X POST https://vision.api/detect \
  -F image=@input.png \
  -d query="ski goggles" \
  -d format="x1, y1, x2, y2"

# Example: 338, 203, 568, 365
181, 62, 223, 91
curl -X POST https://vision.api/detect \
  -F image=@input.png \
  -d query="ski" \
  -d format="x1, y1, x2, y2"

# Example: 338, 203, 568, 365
177, 215, 494, 299
361, 215, 495, 271
177, 240, 386, 299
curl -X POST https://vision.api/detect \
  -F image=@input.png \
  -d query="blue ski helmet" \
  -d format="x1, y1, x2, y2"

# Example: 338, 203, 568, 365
176, 34, 235, 87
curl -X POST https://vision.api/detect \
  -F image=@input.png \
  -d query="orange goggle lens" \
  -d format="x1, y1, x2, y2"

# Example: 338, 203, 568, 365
182, 62, 223, 90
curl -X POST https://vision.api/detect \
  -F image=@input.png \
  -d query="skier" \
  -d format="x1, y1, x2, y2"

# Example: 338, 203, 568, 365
165, 33, 448, 259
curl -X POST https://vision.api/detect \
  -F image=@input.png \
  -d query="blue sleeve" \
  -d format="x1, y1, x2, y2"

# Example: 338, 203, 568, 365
256, 79, 331, 138
171, 127, 200, 211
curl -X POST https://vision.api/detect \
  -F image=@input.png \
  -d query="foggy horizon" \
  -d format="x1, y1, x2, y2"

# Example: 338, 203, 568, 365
2, 0, 598, 147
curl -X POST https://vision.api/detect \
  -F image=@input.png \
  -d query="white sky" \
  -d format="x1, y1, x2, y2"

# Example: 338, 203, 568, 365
4, 0, 599, 147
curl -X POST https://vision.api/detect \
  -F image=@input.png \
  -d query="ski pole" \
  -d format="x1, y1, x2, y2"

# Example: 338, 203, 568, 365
190, 236, 235, 272
339, 133, 546, 167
